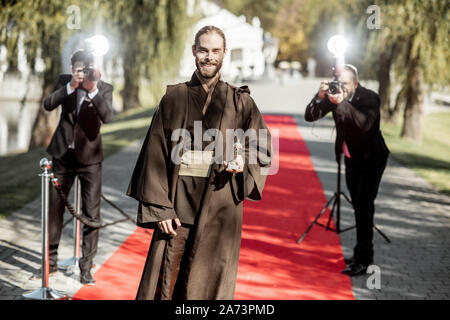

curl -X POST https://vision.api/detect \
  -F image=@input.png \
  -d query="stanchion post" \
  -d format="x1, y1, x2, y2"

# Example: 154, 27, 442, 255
23, 158, 67, 300
336, 157, 342, 232
74, 176, 81, 261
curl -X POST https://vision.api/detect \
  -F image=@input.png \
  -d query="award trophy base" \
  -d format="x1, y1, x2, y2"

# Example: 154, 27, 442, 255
227, 160, 239, 171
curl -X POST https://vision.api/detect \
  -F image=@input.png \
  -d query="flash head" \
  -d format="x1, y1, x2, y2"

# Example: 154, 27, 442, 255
327, 35, 348, 57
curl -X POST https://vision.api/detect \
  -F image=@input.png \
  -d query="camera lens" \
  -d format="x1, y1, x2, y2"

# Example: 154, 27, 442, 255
328, 83, 338, 94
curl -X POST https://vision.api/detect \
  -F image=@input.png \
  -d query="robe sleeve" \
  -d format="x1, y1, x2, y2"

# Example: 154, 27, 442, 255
237, 91, 272, 201
126, 95, 178, 228
137, 201, 177, 229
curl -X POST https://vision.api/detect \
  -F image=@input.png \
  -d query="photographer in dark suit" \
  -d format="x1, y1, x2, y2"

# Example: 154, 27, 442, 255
43, 49, 113, 284
305, 64, 389, 276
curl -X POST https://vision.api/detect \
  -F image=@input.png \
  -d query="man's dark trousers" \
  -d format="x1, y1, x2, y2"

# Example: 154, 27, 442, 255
345, 156, 387, 266
48, 149, 102, 272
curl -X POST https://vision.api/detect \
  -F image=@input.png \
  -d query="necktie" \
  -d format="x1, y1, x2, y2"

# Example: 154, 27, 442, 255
76, 88, 87, 117
342, 140, 351, 158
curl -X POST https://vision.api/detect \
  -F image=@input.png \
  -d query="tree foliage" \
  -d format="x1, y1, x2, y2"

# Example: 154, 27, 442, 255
102, 0, 192, 111
1, 0, 92, 147
303, 0, 449, 143
219, 0, 287, 30
0, 0, 193, 147
270, 0, 309, 63
364, 0, 449, 142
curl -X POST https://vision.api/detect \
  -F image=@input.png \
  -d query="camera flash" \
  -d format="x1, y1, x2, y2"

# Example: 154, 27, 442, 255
85, 35, 110, 57
327, 35, 348, 56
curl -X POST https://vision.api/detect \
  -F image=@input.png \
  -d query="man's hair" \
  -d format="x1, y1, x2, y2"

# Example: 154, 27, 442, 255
343, 64, 358, 82
70, 49, 94, 66
194, 25, 226, 50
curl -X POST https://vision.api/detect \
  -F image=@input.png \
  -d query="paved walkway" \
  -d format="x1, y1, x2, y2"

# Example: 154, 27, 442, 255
0, 78, 449, 300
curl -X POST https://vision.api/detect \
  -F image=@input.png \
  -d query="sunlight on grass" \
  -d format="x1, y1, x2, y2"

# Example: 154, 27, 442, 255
381, 112, 450, 194
101, 106, 154, 158
101, 117, 150, 134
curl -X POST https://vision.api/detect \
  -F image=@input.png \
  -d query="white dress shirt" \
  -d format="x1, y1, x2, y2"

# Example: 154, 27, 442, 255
66, 83, 99, 149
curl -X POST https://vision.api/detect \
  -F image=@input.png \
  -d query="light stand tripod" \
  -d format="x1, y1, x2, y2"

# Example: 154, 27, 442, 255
297, 155, 391, 244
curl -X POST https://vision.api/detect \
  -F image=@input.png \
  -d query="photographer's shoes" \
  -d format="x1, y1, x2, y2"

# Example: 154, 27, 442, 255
30, 265, 59, 280
344, 256, 355, 265
341, 262, 368, 276
30, 263, 97, 284
80, 270, 96, 285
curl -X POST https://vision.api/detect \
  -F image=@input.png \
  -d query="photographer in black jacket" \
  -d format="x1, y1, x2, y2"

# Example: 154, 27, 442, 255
305, 64, 389, 276
43, 49, 113, 284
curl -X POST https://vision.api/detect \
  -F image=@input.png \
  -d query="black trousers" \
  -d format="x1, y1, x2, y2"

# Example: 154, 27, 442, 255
48, 149, 102, 271
345, 156, 387, 266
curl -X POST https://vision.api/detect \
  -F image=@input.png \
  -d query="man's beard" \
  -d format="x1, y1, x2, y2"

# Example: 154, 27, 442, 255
346, 88, 356, 101
195, 57, 223, 78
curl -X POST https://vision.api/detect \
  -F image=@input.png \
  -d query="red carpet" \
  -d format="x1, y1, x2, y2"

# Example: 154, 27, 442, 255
235, 115, 353, 299
72, 227, 151, 300
72, 115, 354, 300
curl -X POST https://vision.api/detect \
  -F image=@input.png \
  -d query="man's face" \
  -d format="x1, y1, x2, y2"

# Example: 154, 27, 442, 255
71, 61, 85, 82
338, 70, 358, 98
192, 32, 226, 78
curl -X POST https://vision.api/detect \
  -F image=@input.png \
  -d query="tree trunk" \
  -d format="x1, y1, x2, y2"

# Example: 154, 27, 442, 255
401, 53, 425, 144
377, 44, 395, 121
29, 32, 61, 147
30, 84, 60, 147
6, 34, 19, 73
121, 45, 141, 111
389, 86, 406, 125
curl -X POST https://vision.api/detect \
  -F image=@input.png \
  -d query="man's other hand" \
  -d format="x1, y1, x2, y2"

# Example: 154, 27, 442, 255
70, 76, 83, 90
158, 218, 181, 236
328, 87, 346, 105
317, 81, 329, 100
223, 154, 244, 174
82, 78, 98, 93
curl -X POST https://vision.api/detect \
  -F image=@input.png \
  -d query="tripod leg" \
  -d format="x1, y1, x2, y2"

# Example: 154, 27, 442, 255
341, 192, 352, 205
373, 225, 391, 243
297, 194, 336, 244
340, 225, 356, 232
326, 196, 338, 230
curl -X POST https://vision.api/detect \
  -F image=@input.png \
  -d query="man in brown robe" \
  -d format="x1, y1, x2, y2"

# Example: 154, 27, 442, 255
126, 26, 271, 300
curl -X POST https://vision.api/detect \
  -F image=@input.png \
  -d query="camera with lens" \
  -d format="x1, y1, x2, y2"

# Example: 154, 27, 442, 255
328, 79, 344, 95
82, 65, 101, 81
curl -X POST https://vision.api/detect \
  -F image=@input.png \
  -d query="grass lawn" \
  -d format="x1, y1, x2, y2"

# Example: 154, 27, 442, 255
381, 111, 450, 195
0, 105, 155, 221
101, 106, 155, 159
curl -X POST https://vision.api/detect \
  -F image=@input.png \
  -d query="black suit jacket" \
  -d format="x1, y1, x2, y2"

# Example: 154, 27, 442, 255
305, 84, 389, 165
44, 74, 114, 165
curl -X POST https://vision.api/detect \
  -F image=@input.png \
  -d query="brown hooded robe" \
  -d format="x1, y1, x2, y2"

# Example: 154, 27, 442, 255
127, 73, 271, 300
